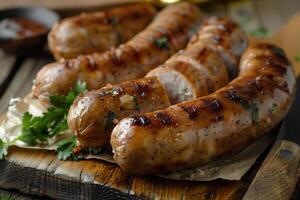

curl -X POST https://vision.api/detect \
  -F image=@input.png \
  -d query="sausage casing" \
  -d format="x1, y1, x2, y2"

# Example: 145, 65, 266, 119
48, 4, 157, 60
67, 17, 247, 149
111, 43, 296, 175
33, 2, 203, 101
68, 77, 170, 147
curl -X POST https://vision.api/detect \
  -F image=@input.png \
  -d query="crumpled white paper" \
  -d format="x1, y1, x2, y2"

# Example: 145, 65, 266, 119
0, 97, 274, 181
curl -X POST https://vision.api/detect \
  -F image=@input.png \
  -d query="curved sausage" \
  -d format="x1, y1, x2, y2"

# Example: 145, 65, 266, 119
67, 17, 247, 149
48, 4, 157, 60
68, 77, 170, 147
32, 2, 203, 101
110, 43, 296, 175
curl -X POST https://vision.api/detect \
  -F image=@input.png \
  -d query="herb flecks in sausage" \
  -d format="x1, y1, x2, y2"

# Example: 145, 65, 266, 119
271, 103, 278, 114
224, 88, 259, 124
153, 37, 169, 50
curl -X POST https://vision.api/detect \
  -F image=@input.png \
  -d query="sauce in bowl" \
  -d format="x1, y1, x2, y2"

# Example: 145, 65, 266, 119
0, 17, 47, 39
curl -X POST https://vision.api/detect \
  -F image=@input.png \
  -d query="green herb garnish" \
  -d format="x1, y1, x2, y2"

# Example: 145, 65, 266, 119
295, 55, 300, 62
153, 37, 169, 49
132, 96, 141, 111
105, 111, 117, 130
239, 99, 259, 124
0, 194, 14, 200
56, 136, 81, 160
250, 27, 270, 38
0, 140, 8, 160
0, 81, 86, 160
271, 103, 278, 114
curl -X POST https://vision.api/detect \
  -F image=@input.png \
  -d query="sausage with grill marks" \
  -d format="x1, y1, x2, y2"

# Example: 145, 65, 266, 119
67, 17, 248, 149
111, 43, 296, 175
32, 2, 203, 102
49, 4, 157, 60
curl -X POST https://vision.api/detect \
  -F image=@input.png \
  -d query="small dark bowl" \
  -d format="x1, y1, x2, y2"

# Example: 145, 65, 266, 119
0, 6, 59, 56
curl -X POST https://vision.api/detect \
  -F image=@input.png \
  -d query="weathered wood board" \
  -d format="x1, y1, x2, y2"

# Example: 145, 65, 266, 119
1, 3, 300, 200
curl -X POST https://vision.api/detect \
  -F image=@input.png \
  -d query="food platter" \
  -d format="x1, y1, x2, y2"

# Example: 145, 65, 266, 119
0, 1, 299, 199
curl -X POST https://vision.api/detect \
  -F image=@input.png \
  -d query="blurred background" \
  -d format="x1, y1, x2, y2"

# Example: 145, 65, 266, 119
0, 0, 299, 37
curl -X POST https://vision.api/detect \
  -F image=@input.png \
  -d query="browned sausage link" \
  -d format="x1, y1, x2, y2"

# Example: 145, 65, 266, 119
110, 43, 296, 175
67, 17, 247, 150
32, 2, 202, 101
187, 17, 248, 79
146, 17, 247, 104
48, 4, 157, 60
68, 77, 170, 147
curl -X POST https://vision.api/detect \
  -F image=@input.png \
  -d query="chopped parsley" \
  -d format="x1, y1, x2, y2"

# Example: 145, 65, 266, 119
249, 27, 270, 38
0, 140, 8, 160
56, 136, 83, 160
0, 195, 14, 200
271, 103, 278, 114
0, 81, 87, 160
132, 96, 141, 111
239, 99, 259, 124
153, 37, 169, 49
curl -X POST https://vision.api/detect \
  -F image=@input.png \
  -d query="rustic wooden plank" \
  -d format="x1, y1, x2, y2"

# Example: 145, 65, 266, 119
0, 1, 300, 200
0, 188, 50, 200
244, 140, 300, 200
0, 147, 257, 200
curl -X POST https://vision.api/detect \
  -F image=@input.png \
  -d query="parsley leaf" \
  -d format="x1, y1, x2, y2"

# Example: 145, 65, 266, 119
132, 96, 141, 111
0, 139, 8, 160
239, 99, 259, 124
271, 103, 278, 114
56, 136, 77, 160
0, 194, 14, 200
250, 27, 270, 38
153, 37, 169, 49
0, 81, 87, 160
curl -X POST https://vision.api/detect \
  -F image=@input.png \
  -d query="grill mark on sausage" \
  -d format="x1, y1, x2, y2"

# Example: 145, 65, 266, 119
196, 47, 211, 63
202, 97, 223, 112
131, 115, 151, 126
86, 55, 98, 71
181, 105, 200, 119
154, 112, 173, 125
248, 76, 264, 93
133, 81, 150, 96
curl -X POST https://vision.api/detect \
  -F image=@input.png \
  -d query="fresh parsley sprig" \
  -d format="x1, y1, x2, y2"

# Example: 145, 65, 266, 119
0, 81, 87, 159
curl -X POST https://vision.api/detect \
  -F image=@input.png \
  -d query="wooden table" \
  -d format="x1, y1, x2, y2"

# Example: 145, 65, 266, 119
0, 0, 300, 199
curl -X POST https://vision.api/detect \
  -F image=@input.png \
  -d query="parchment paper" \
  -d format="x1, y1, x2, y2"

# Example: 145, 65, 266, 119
0, 97, 275, 181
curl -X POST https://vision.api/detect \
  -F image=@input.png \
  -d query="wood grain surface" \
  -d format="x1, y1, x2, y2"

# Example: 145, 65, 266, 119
244, 140, 300, 200
0, 0, 300, 199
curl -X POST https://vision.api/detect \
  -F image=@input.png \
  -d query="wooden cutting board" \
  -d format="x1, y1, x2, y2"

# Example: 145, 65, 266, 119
0, 13, 300, 200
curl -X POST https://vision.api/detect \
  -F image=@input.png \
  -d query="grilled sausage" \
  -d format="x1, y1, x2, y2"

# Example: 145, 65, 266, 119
147, 17, 247, 104
111, 43, 296, 175
68, 17, 247, 149
48, 4, 157, 60
68, 77, 170, 147
32, 2, 203, 102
